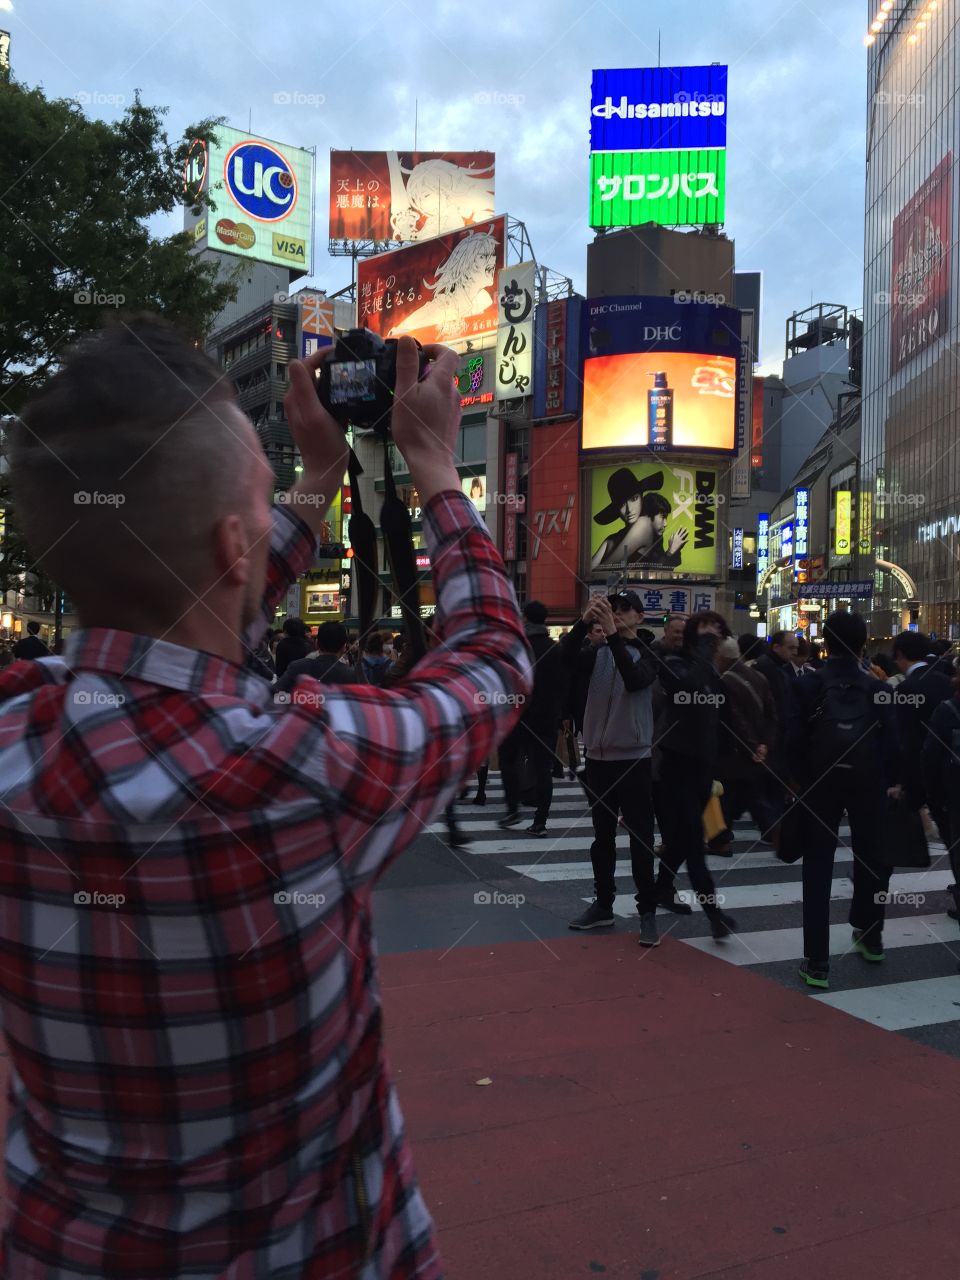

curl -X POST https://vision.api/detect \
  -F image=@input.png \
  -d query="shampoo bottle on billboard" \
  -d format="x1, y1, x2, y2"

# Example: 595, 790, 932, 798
647, 371, 673, 448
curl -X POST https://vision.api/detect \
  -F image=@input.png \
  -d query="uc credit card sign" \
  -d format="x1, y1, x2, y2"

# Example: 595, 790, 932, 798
591, 65, 728, 152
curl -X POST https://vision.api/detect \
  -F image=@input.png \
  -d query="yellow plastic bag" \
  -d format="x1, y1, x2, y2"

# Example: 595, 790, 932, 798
702, 788, 726, 842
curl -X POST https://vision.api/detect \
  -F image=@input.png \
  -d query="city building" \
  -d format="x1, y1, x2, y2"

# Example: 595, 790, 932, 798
863, 1, 959, 640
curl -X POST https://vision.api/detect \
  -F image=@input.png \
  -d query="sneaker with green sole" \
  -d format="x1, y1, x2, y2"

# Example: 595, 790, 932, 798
852, 928, 885, 962
799, 959, 830, 990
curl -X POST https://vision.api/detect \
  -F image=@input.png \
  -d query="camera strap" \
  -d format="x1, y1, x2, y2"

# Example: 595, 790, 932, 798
380, 440, 426, 663
345, 444, 427, 676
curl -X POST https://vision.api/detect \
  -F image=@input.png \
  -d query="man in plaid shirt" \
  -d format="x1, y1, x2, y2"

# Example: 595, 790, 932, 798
0, 319, 532, 1278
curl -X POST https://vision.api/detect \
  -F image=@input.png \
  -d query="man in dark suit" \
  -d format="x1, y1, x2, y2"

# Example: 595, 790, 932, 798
13, 621, 49, 660
891, 631, 953, 821
754, 631, 799, 824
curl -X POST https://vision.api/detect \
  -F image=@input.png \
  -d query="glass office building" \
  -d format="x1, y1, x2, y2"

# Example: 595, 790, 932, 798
863, 0, 960, 639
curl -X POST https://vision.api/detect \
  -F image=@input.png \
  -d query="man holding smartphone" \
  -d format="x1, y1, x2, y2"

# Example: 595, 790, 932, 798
0, 319, 531, 1279
561, 590, 660, 946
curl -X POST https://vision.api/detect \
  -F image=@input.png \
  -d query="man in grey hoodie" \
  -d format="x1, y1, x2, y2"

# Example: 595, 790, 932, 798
560, 590, 660, 946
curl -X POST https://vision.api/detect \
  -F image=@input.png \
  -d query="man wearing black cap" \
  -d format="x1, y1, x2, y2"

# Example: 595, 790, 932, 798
498, 600, 564, 835
560, 590, 660, 946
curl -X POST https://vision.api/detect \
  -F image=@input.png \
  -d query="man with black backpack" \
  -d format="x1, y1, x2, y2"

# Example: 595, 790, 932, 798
786, 610, 900, 991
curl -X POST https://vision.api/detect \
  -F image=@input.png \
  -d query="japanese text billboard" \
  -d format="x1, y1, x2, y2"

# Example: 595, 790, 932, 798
527, 418, 580, 614
328, 151, 495, 243
357, 216, 506, 347
533, 296, 583, 419
187, 128, 314, 274
582, 296, 739, 454
590, 148, 725, 227
297, 292, 333, 359
890, 152, 952, 375
495, 262, 536, 400
590, 65, 728, 152
757, 513, 770, 586
588, 461, 720, 576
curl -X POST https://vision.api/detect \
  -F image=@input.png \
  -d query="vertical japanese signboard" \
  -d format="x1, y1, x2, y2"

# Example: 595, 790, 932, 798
834, 490, 852, 555
495, 262, 536, 400
297, 292, 334, 359
544, 301, 567, 416
730, 310, 753, 498
732, 527, 744, 571
503, 452, 519, 561
859, 489, 873, 556
794, 487, 809, 578
756, 513, 770, 588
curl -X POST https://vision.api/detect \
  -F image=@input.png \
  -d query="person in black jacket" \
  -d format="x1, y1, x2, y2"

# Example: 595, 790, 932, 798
787, 610, 900, 991
921, 681, 960, 930
274, 621, 355, 695
656, 611, 739, 940
890, 631, 953, 820
274, 616, 313, 678
498, 601, 564, 835
12, 621, 49, 660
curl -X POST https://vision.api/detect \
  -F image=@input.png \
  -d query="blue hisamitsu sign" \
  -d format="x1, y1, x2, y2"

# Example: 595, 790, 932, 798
590, 65, 728, 153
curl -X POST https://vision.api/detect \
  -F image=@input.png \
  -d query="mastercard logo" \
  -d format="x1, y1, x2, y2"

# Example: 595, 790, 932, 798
215, 219, 256, 250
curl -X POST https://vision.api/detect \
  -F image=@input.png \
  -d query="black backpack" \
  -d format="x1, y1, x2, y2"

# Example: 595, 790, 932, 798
808, 667, 880, 771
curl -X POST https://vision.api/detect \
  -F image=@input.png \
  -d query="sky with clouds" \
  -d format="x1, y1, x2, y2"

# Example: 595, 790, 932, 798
4, 0, 867, 371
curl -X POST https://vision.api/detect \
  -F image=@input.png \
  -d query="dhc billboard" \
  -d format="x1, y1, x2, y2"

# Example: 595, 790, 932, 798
590, 65, 728, 152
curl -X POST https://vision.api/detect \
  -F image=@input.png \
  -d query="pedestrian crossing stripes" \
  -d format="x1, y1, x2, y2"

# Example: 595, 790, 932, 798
436, 777, 960, 1039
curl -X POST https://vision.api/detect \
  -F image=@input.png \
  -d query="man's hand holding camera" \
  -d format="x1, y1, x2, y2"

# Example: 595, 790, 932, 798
390, 338, 461, 503
282, 347, 350, 534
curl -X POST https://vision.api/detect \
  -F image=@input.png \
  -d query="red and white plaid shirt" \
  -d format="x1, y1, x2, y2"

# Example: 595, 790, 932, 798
0, 491, 531, 1279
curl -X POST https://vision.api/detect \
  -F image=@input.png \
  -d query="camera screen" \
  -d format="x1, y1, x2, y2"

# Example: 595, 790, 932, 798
329, 359, 377, 405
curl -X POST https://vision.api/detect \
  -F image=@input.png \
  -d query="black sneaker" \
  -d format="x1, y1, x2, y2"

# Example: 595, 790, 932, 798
638, 913, 660, 947
799, 959, 830, 990
497, 813, 522, 829
471, 793, 487, 806
527, 823, 548, 837
447, 828, 472, 850
708, 910, 738, 940
655, 890, 693, 916
569, 902, 615, 930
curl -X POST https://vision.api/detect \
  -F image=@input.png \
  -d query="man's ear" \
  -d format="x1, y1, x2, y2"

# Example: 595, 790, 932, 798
213, 513, 251, 586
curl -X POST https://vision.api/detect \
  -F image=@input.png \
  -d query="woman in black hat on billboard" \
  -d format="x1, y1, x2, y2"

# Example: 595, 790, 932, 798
590, 467, 689, 571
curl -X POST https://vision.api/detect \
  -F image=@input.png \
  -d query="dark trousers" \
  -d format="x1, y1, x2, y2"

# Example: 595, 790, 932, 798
500, 724, 555, 824
583, 756, 656, 914
656, 753, 723, 917
652, 775, 681, 895
721, 773, 781, 843
800, 771, 892, 963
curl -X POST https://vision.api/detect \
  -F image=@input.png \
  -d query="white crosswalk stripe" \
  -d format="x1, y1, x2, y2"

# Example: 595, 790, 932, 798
436, 776, 960, 1038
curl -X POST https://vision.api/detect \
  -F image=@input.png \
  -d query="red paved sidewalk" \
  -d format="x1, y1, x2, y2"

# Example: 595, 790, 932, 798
381, 933, 960, 1279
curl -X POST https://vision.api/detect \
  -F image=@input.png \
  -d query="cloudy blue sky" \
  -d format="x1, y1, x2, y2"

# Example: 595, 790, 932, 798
4, 0, 866, 370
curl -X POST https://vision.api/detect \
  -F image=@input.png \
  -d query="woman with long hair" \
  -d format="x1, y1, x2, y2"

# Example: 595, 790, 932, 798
655, 611, 739, 940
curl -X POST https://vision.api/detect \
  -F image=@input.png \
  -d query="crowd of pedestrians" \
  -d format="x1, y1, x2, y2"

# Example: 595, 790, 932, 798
439, 595, 960, 988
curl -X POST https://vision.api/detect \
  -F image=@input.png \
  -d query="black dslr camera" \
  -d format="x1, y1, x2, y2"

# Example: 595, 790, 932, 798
316, 329, 429, 435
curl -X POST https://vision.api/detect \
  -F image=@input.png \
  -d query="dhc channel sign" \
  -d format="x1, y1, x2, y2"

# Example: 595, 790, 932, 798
225, 140, 299, 223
